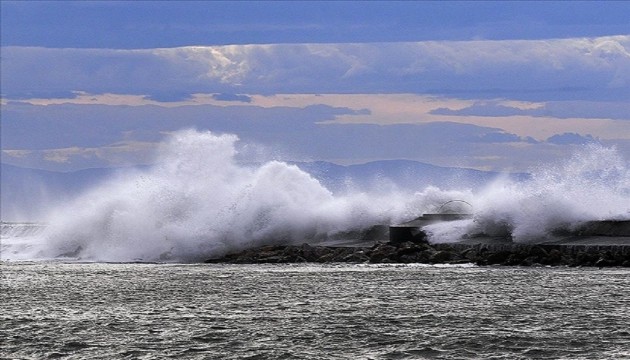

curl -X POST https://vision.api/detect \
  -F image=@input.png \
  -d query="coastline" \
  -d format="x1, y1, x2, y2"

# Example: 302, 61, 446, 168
206, 241, 630, 267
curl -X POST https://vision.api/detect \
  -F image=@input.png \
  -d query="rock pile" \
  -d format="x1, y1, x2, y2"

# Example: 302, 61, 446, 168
206, 241, 630, 267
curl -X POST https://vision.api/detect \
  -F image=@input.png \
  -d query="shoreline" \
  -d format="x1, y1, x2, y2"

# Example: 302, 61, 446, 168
206, 241, 630, 267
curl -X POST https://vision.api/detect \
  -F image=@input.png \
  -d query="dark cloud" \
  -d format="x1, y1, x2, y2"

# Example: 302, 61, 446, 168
3, 2, 630, 48
432, 100, 630, 121
143, 92, 194, 102
1, 90, 80, 100
1, 101, 508, 170
0, 102, 369, 150
538, 102, 630, 120
431, 103, 528, 117
211, 93, 253, 103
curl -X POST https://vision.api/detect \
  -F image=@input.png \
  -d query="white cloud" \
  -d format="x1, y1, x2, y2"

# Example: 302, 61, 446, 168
3, 36, 629, 99
2, 142, 158, 171
42, 147, 84, 163
2, 149, 32, 158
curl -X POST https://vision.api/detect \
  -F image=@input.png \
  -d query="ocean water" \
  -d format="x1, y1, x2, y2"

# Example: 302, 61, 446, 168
2, 262, 629, 359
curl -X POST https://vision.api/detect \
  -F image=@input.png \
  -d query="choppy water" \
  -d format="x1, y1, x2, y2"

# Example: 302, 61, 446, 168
2, 262, 629, 359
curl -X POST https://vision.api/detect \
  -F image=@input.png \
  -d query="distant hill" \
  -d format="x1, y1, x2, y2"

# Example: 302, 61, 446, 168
1, 161, 528, 221
1, 164, 121, 221
292, 160, 528, 193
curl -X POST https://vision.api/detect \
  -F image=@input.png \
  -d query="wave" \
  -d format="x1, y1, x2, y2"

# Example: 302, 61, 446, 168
425, 144, 630, 243
2, 130, 459, 261
1, 222, 49, 260
2, 130, 628, 262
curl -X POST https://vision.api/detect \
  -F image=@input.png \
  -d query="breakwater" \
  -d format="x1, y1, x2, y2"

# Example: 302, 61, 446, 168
206, 240, 630, 267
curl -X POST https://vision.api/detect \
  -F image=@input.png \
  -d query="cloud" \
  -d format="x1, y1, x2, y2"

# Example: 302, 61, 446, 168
432, 102, 533, 117
431, 100, 630, 120
4, 2, 630, 48
1, 90, 80, 100
2, 89, 629, 174
42, 147, 84, 163
2, 99, 610, 174
143, 92, 194, 102
467, 131, 537, 144
2, 149, 32, 158
3, 36, 629, 101
211, 93, 252, 103
0, 102, 367, 150
2, 142, 158, 171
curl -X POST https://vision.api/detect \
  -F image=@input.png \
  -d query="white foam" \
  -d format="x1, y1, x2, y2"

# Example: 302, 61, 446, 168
3, 131, 628, 261
424, 144, 630, 243
9, 130, 434, 262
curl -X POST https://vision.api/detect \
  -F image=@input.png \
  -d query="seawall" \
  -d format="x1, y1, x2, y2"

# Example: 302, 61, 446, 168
206, 240, 630, 267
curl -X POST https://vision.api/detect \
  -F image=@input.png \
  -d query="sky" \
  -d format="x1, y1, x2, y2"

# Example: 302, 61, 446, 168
1, 1, 630, 172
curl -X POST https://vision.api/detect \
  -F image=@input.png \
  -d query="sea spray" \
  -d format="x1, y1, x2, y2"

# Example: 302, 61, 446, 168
3, 131, 629, 261
424, 144, 630, 243
23, 130, 446, 262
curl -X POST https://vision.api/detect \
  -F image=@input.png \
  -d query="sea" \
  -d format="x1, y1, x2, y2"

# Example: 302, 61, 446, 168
2, 130, 630, 359
2, 262, 630, 359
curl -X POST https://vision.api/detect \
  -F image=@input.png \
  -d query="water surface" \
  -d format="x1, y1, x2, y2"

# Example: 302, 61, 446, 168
2, 263, 629, 359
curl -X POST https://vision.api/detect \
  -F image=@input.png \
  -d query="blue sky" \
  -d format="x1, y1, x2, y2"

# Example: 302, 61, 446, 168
2, 1, 630, 172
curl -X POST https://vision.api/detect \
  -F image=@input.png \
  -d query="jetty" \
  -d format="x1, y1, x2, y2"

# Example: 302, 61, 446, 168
207, 215, 630, 267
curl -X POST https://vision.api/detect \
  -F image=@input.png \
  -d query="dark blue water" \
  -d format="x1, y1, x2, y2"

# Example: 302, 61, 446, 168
2, 262, 629, 359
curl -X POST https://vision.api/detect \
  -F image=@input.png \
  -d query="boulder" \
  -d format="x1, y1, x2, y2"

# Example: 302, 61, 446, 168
369, 244, 398, 263
481, 250, 512, 265
430, 250, 454, 263
300, 243, 333, 261
343, 250, 370, 263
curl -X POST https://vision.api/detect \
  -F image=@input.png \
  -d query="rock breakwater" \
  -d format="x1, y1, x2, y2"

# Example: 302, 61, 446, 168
206, 241, 630, 267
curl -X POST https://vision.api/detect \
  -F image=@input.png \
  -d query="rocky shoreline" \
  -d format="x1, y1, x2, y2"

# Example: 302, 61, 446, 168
206, 240, 630, 267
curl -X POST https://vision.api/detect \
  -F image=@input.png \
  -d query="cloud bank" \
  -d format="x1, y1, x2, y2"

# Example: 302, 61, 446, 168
4, 2, 629, 48
3, 36, 629, 100
3, 100, 627, 173
2, 36, 630, 172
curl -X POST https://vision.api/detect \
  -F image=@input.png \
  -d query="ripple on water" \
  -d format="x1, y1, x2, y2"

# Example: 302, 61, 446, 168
1, 263, 629, 359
